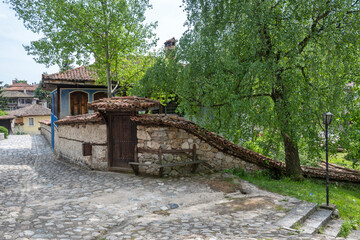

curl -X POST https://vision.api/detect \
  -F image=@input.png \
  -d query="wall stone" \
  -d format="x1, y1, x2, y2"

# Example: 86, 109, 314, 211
40, 118, 262, 176
40, 123, 51, 144
136, 125, 262, 176
58, 124, 107, 144
41, 122, 108, 171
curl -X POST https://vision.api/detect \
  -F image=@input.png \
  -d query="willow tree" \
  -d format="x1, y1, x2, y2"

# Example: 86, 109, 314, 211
6, 0, 156, 97
135, 0, 360, 179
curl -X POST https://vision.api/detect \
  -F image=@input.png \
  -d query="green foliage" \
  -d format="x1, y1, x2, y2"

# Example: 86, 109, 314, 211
328, 152, 360, 170
132, 50, 180, 102
135, 0, 360, 178
0, 126, 9, 139
0, 110, 7, 116
6, 0, 157, 97
338, 89, 360, 169
0, 81, 8, 111
34, 81, 51, 108
229, 169, 360, 237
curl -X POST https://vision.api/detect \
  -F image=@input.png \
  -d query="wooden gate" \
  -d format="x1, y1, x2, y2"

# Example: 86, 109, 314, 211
108, 113, 137, 170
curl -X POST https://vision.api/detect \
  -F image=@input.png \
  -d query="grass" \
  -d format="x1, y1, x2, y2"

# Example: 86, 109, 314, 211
328, 152, 360, 170
228, 169, 360, 237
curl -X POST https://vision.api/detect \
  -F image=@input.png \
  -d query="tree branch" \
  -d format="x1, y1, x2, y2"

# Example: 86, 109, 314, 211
297, 9, 331, 54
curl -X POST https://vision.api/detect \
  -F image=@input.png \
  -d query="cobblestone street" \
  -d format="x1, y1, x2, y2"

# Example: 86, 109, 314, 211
0, 135, 339, 239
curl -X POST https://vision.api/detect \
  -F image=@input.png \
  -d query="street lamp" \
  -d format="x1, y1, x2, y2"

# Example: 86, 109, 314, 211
322, 112, 333, 206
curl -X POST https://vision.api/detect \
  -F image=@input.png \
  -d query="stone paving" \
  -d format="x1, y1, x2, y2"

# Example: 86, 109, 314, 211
0, 135, 347, 240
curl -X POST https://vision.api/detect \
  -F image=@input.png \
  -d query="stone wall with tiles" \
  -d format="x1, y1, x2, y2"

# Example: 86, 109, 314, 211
40, 122, 52, 144
41, 122, 108, 170
136, 125, 262, 176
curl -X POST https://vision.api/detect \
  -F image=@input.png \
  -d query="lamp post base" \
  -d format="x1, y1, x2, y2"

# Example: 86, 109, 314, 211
320, 203, 336, 211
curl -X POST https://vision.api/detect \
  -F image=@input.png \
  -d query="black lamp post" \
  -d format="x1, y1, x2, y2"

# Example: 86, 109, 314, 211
322, 112, 333, 206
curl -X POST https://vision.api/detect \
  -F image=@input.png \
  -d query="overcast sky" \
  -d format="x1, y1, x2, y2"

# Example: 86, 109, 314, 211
0, 0, 187, 86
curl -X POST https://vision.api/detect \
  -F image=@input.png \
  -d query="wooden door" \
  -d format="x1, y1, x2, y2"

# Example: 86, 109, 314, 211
70, 91, 88, 115
109, 114, 137, 169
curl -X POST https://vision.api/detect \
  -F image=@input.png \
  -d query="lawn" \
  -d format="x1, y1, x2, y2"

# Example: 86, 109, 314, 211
328, 152, 360, 170
228, 169, 360, 237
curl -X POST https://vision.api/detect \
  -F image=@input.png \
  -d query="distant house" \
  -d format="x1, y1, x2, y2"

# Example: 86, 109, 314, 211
1, 80, 38, 111
0, 91, 37, 111
5, 80, 38, 96
41, 66, 107, 149
8, 103, 51, 134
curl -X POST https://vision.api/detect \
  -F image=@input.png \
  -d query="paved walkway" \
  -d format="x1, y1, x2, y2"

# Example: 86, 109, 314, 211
0, 135, 342, 240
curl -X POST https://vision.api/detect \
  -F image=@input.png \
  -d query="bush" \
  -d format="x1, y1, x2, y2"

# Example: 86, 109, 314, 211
0, 126, 8, 139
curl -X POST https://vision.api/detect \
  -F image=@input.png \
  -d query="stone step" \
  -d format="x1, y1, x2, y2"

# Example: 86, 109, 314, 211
347, 229, 360, 240
300, 208, 333, 234
276, 201, 317, 229
321, 218, 343, 238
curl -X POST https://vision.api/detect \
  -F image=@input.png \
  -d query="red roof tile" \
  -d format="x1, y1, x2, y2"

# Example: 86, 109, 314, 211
42, 66, 97, 82
89, 96, 160, 112
39, 119, 51, 125
55, 112, 105, 125
6, 82, 38, 91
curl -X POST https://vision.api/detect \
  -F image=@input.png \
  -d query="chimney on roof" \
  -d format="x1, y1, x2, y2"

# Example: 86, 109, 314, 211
24, 88, 27, 94
12, 80, 16, 84
40, 100, 47, 108
164, 37, 177, 52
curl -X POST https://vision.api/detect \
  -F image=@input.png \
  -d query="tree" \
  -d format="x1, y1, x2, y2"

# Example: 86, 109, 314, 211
34, 81, 51, 108
0, 81, 9, 111
6, 0, 157, 97
135, 0, 360, 179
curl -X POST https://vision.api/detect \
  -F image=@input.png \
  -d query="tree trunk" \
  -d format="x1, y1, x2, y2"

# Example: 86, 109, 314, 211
282, 133, 303, 180
106, 58, 111, 98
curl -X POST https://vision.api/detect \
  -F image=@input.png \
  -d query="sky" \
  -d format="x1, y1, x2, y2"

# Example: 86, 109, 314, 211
0, 0, 187, 86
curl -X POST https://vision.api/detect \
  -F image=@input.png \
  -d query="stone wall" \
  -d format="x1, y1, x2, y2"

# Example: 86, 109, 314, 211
137, 125, 262, 176
40, 121, 108, 170
40, 122, 51, 144
56, 123, 108, 170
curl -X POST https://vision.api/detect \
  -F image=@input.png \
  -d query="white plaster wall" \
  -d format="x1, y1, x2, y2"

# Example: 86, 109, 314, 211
55, 123, 107, 170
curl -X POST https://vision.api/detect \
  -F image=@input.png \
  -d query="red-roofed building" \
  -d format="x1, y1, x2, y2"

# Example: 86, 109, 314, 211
1, 80, 38, 111
42, 66, 107, 149
42, 66, 107, 119
6, 80, 38, 95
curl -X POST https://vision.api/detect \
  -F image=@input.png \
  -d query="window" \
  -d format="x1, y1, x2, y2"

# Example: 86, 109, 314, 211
93, 91, 107, 101
29, 118, 34, 126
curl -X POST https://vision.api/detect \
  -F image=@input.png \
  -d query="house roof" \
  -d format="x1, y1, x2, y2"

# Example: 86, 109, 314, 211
55, 112, 104, 125
43, 66, 97, 82
8, 104, 51, 117
89, 96, 160, 112
5, 82, 38, 91
0, 115, 15, 120
41, 66, 104, 91
0, 91, 34, 98
39, 119, 51, 125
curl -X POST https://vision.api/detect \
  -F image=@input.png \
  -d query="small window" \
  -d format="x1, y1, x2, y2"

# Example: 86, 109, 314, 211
29, 118, 34, 126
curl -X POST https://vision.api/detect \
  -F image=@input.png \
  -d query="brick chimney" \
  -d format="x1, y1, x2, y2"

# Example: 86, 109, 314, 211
164, 37, 177, 52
